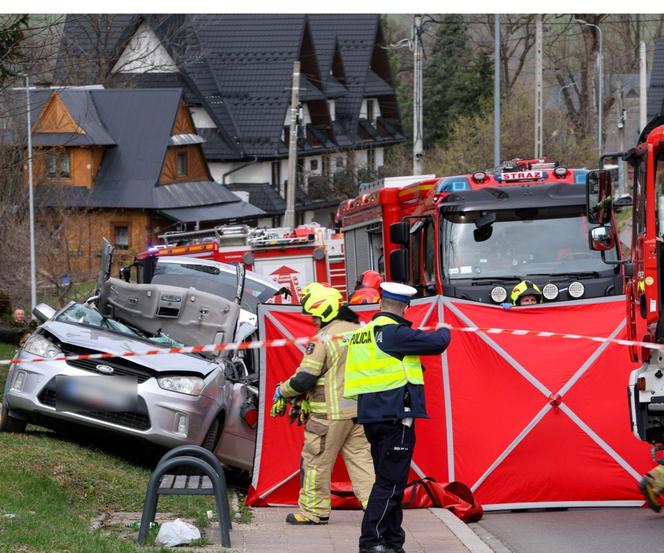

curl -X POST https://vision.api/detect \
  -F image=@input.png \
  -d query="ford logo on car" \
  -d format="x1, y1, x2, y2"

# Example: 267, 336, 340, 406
96, 364, 114, 374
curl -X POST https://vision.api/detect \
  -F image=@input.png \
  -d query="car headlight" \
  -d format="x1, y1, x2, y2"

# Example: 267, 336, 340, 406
23, 334, 62, 358
157, 376, 205, 396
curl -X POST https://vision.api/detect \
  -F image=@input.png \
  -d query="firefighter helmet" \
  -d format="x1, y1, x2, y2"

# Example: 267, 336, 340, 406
360, 270, 383, 291
511, 280, 543, 305
301, 283, 343, 323
349, 287, 381, 305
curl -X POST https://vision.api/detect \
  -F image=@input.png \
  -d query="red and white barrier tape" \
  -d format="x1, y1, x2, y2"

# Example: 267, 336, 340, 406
0, 322, 657, 366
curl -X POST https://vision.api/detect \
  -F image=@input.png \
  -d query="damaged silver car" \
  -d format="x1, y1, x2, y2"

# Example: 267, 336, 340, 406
0, 241, 274, 472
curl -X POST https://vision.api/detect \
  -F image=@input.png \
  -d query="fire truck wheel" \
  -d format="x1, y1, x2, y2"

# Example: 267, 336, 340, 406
201, 413, 223, 452
0, 399, 27, 433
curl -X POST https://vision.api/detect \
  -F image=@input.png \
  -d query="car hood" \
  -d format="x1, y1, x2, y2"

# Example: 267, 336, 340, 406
41, 320, 218, 376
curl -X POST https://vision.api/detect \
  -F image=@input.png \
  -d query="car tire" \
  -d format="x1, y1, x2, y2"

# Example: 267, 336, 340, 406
0, 399, 27, 433
201, 413, 223, 452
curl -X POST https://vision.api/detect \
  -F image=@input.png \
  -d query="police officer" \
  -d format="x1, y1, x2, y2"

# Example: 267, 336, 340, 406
344, 282, 451, 553
275, 283, 375, 525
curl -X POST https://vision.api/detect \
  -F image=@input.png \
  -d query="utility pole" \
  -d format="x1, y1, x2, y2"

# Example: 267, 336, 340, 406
616, 80, 627, 196
534, 15, 543, 159
575, 19, 603, 160
25, 75, 37, 315
284, 61, 300, 229
494, 14, 501, 167
413, 15, 424, 175
640, 41, 647, 131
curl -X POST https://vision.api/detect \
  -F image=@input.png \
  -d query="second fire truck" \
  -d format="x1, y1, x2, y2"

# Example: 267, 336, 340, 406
339, 159, 623, 303
135, 224, 347, 303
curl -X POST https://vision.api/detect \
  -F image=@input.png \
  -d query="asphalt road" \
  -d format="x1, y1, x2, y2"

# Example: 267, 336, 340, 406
472, 508, 664, 553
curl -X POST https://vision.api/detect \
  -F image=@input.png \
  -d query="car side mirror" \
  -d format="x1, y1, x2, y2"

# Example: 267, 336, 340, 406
586, 170, 613, 225
589, 226, 615, 251
390, 222, 410, 245
33, 303, 56, 323
389, 248, 410, 283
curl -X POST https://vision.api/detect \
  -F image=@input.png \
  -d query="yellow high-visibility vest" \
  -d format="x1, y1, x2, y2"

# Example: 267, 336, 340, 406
344, 315, 423, 398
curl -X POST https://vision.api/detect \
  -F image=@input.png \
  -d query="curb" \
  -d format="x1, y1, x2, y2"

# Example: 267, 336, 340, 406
430, 508, 495, 553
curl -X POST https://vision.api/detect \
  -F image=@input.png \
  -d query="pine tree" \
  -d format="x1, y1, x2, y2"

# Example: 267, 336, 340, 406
0, 15, 29, 85
423, 15, 492, 148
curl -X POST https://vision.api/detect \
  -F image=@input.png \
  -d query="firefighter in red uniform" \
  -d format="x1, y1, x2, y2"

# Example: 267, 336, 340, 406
349, 270, 383, 305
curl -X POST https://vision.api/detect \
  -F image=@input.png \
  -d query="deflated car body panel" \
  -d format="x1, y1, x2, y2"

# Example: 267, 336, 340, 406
98, 278, 240, 350
42, 321, 216, 376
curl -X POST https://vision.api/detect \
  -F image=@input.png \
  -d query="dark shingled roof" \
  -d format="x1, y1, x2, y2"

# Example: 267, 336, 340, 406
30, 87, 258, 218
226, 182, 337, 215
648, 37, 664, 120
57, 14, 405, 162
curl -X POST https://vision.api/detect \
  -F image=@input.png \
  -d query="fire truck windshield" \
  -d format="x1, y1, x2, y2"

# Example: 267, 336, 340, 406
441, 205, 617, 280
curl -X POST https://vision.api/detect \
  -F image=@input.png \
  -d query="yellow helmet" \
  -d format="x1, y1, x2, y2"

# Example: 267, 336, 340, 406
301, 283, 343, 323
510, 280, 543, 305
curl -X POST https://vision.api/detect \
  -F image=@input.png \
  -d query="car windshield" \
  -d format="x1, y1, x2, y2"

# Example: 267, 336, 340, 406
56, 303, 141, 338
441, 205, 618, 280
55, 303, 184, 347
152, 262, 279, 312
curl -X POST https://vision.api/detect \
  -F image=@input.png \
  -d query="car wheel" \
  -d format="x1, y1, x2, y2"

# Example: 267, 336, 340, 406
0, 399, 27, 433
201, 414, 223, 451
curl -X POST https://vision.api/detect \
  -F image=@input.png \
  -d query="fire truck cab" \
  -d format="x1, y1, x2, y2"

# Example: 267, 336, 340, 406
340, 160, 623, 304
588, 116, 664, 446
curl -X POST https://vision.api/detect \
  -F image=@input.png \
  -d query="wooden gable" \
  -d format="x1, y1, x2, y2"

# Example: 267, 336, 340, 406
171, 99, 196, 135
33, 92, 84, 134
159, 145, 209, 184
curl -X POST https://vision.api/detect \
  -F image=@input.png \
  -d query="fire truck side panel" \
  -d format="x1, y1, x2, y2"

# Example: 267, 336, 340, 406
252, 254, 316, 303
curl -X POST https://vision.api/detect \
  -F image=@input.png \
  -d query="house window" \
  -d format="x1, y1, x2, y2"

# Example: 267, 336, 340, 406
367, 148, 375, 171
335, 156, 344, 169
114, 225, 130, 250
310, 159, 319, 171
271, 161, 281, 186
60, 152, 70, 177
322, 156, 330, 178
176, 151, 188, 177
366, 99, 375, 123
45, 151, 71, 178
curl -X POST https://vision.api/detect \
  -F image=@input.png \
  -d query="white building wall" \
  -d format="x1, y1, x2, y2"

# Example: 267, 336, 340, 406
283, 103, 312, 126
258, 216, 275, 227
111, 22, 178, 74
190, 107, 217, 129
375, 147, 384, 169
354, 149, 369, 169
208, 161, 272, 184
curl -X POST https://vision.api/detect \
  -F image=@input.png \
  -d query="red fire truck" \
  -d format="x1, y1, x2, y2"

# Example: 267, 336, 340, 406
340, 159, 623, 304
589, 116, 664, 449
136, 224, 347, 303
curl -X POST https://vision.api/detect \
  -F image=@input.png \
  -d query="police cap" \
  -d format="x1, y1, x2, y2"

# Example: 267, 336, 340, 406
380, 282, 417, 304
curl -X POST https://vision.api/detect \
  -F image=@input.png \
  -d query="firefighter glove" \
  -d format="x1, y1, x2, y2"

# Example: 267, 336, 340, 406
271, 385, 287, 418
271, 396, 287, 418
298, 399, 311, 426
288, 397, 302, 425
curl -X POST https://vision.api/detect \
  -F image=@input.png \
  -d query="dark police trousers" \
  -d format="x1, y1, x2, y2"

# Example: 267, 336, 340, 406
359, 420, 416, 548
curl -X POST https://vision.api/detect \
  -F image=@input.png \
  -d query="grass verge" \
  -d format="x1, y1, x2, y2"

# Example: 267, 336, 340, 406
0, 342, 248, 552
